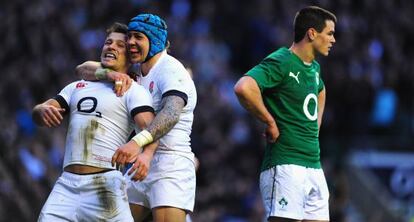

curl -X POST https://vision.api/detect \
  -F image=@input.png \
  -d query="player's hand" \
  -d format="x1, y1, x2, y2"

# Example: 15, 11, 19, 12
127, 151, 153, 181
107, 71, 133, 97
36, 104, 65, 127
111, 141, 141, 169
264, 121, 279, 143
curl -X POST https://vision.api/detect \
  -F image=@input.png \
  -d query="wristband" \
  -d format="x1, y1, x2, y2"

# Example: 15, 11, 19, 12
95, 68, 109, 80
131, 129, 153, 147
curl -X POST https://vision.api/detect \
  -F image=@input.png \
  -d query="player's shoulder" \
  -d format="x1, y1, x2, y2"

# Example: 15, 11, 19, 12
262, 47, 292, 66
125, 82, 152, 100
157, 54, 191, 79
130, 81, 149, 92
64, 80, 86, 89
266, 47, 292, 64
257, 47, 292, 73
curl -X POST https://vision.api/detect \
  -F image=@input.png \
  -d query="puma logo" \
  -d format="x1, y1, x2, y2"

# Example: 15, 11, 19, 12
289, 71, 300, 84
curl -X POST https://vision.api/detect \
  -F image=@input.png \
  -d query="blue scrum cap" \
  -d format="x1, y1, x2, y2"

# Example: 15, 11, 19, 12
128, 13, 168, 61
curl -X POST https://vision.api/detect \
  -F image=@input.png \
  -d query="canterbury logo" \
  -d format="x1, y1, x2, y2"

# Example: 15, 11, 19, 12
289, 71, 300, 84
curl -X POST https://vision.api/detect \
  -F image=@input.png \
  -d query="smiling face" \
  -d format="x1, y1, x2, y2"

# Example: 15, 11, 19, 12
100, 32, 128, 73
127, 31, 150, 64
312, 20, 336, 56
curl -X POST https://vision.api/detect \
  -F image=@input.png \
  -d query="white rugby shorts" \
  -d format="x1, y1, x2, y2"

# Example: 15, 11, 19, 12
260, 164, 329, 220
38, 170, 133, 222
127, 152, 196, 212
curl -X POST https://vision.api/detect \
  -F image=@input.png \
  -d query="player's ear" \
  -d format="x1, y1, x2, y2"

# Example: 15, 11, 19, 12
307, 28, 317, 41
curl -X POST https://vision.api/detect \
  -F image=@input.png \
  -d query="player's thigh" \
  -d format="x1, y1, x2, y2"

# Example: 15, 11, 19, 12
130, 203, 151, 221
260, 165, 307, 220
77, 171, 133, 221
38, 176, 77, 221
303, 168, 329, 221
152, 206, 186, 222
149, 154, 195, 211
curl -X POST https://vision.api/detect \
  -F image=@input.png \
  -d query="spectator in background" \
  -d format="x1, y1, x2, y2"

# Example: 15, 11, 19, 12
234, 6, 336, 221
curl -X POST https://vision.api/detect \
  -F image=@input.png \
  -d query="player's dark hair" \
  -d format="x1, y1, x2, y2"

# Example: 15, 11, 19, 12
106, 22, 128, 35
293, 6, 337, 43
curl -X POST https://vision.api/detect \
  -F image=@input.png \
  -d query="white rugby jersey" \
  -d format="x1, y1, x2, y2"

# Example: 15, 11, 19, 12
136, 51, 197, 158
55, 81, 153, 169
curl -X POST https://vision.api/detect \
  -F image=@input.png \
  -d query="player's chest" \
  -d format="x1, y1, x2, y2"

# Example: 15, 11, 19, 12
282, 69, 320, 96
137, 78, 162, 112
70, 86, 122, 116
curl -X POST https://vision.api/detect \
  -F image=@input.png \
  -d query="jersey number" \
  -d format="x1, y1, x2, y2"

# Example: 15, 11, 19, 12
303, 93, 317, 121
77, 97, 102, 118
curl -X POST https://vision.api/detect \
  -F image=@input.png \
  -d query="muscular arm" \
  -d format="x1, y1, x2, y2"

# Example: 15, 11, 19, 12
113, 94, 185, 167
75, 61, 101, 80
130, 111, 159, 181
111, 110, 159, 181
234, 76, 279, 142
76, 61, 133, 96
317, 88, 326, 130
133, 111, 159, 157
147, 95, 185, 141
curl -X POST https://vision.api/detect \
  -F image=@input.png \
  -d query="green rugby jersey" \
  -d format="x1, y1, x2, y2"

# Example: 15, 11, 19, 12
246, 47, 325, 171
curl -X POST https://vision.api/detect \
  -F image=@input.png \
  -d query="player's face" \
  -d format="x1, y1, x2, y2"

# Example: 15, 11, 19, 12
313, 20, 336, 56
100, 32, 128, 72
127, 31, 150, 64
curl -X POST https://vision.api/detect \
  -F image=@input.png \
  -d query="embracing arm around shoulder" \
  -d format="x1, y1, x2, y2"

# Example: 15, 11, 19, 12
234, 76, 279, 142
317, 88, 326, 130
75, 61, 101, 80
76, 61, 133, 96
32, 99, 66, 127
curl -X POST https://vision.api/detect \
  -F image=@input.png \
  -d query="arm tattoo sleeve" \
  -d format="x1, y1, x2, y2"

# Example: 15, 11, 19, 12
147, 95, 185, 141
75, 62, 100, 80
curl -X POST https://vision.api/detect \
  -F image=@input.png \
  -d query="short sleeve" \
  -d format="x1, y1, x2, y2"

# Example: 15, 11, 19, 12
246, 57, 284, 92
54, 81, 80, 112
58, 82, 78, 103
159, 69, 189, 93
158, 68, 191, 105
126, 83, 154, 117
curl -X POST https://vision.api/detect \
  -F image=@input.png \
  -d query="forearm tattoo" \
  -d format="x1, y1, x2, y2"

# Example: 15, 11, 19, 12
76, 63, 99, 81
147, 96, 185, 140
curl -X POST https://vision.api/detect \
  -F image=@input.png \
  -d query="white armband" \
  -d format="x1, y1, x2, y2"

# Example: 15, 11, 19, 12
131, 129, 153, 147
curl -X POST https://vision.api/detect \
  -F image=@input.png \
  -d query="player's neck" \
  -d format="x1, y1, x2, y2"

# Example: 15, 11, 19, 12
289, 42, 315, 64
115, 67, 129, 74
141, 52, 162, 76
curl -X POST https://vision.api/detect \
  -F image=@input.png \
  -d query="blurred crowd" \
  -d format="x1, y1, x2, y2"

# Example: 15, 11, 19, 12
1, 0, 413, 221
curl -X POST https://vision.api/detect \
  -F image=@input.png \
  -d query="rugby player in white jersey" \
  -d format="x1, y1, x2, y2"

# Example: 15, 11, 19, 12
76, 14, 197, 222
32, 22, 158, 221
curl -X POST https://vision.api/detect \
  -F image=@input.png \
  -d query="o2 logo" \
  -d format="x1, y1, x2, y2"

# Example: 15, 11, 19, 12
77, 97, 102, 118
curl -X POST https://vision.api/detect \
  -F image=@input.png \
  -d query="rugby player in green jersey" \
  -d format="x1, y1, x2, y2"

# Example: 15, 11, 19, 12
234, 6, 336, 222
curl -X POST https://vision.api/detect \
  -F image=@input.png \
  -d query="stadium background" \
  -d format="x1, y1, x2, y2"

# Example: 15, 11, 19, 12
1, 0, 413, 221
